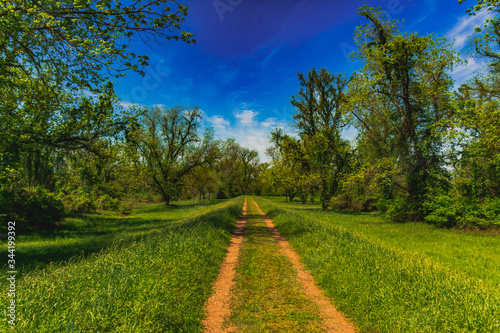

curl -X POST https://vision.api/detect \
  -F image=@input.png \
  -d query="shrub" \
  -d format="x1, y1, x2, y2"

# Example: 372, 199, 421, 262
386, 194, 419, 223
96, 194, 120, 211
59, 189, 96, 215
120, 202, 133, 215
0, 187, 65, 230
424, 195, 464, 228
424, 195, 500, 229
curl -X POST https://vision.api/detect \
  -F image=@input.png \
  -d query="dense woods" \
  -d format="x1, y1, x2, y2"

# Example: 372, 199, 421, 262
1, 1, 499, 231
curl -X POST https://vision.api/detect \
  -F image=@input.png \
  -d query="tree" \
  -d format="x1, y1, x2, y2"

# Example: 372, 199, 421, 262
459, 0, 500, 75
450, 0, 500, 201
349, 6, 460, 220
131, 105, 219, 205
0, 0, 195, 187
290, 68, 352, 211
267, 130, 307, 202
0, 0, 195, 92
215, 139, 260, 197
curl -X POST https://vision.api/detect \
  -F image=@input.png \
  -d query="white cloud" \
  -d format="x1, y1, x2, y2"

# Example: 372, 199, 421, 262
446, 11, 492, 51
451, 58, 484, 88
341, 126, 358, 141
118, 100, 142, 109
204, 107, 292, 162
446, 11, 493, 89
206, 114, 230, 129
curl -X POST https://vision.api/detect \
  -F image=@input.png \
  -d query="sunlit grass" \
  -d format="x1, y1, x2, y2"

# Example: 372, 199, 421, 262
255, 196, 500, 333
262, 196, 500, 286
0, 197, 244, 332
0, 199, 228, 274
227, 198, 324, 332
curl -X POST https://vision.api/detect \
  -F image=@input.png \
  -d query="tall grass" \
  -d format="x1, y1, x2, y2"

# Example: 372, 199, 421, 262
1, 197, 243, 332
262, 196, 500, 287
1, 199, 229, 274
227, 198, 324, 332
254, 197, 500, 333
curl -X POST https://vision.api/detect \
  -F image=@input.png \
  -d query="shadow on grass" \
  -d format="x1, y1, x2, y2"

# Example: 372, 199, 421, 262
0, 200, 225, 275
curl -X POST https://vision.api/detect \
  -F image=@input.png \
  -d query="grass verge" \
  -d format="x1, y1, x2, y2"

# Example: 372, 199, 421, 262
254, 196, 500, 333
1, 197, 243, 332
226, 198, 324, 332
0, 199, 228, 274
261, 196, 500, 287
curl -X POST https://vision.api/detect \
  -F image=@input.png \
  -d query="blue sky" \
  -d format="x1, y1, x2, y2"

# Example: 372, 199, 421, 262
114, 0, 487, 161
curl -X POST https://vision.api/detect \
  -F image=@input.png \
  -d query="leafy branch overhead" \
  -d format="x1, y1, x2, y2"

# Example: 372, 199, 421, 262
0, 0, 195, 91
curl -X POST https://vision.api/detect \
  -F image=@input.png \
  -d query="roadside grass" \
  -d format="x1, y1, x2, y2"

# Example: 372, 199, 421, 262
255, 196, 500, 333
262, 196, 500, 287
227, 198, 324, 333
1, 197, 243, 332
0, 199, 227, 274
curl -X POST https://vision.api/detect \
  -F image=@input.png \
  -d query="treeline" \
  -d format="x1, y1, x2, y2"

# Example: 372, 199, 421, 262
1, 103, 263, 230
1, 1, 499, 231
262, 4, 500, 229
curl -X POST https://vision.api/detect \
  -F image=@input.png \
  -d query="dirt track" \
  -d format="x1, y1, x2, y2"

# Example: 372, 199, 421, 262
203, 197, 357, 332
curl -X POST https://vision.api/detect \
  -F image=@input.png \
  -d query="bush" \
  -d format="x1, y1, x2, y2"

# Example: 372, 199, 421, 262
96, 194, 120, 211
0, 187, 65, 230
425, 195, 500, 229
424, 195, 464, 228
120, 202, 133, 215
386, 194, 419, 223
59, 189, 96, 215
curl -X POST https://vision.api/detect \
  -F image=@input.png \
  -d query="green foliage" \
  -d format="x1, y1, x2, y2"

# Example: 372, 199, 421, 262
348, 6, 460, 220
119, 202, 134, 215
289, 68, 352, 211
0, 0, 195, 218
0, 0, 194, 91
59, 189, 97, 215
425, 195, 500, 229
96, 194, 120, 211
130, 105, 220, 205
213, 138, 261, 198
0, 187, 64, 230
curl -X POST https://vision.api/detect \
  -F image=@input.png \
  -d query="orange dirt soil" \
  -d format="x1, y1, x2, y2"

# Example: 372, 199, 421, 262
202, 197, 248, 333
203, 197, 357, 333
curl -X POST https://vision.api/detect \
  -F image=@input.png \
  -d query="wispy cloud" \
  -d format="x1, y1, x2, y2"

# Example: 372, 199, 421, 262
451, 58, 483, 88
446, 10, 492, 51
118, 100, 142, 109
446, 11, 492, 88
204, 107, 292, 162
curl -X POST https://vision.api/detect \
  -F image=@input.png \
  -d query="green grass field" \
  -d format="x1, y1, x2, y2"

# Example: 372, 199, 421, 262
1, 199, 231, 275
255, 196, 500, 333
227, 198, 324, 332
1, 197, 243, 332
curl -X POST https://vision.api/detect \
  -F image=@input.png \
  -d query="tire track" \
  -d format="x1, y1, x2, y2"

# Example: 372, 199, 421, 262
202, 197, 248, 333
253, 199, 357, 333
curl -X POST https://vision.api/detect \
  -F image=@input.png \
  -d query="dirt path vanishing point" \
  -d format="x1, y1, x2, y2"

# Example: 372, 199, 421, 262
202, 197, 248, 333
203, 197, 357, 333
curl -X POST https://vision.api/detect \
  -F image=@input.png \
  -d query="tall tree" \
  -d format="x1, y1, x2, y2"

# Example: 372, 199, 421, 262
451, 0, 500, 200
290, 68, 351, 211
349, 6, 460, 220
0, 0, 194, 186
131, 105, 219, 205
215, 139, 260, 197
